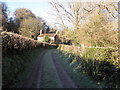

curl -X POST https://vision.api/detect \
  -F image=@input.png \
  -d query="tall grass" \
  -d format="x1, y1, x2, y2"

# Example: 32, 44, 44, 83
58, 44, 120, 88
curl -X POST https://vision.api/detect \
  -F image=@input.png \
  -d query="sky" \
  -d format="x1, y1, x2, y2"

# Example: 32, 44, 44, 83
1, 0, 119, 28
2, 0, 57, 27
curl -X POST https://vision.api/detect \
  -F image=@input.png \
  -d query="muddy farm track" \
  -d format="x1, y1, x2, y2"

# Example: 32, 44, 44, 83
20, 49, 77, 88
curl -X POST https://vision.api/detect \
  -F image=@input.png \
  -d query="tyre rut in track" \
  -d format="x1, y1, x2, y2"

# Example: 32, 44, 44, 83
51, 50, 77, 88
20, 51, 46, 88
20, 49, 77, 88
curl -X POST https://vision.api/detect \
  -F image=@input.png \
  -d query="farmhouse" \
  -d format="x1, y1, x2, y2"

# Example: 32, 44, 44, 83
37, 33, 59, 44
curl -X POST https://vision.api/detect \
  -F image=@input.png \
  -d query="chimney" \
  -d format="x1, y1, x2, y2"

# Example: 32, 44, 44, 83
40, 29, 42, 35
56, 30, 58, 34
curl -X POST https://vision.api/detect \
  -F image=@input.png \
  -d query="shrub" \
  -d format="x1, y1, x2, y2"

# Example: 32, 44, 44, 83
43, 36, 51, 43
58, 45, 120, 88
2, 31, 57, 88
1, 31, 56, 55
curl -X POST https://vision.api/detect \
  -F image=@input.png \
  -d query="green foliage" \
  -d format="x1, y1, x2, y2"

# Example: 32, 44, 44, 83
58, 52, 106, 88
83, 13, 118, 47
59, 11, 118, 47
19, 17, 41, 39
41, 50, 60, 88
83, 48, 110, 60
14, 8, 36, 34
43, 36, 51, 43
58, 45, 120, 88
0, 2, 8, 31
1, 4, 50, 40
14, 8, 36, 21
83, 48, 118, 66
7, 17, 18, 33
2, 31, 57, 88
14, 8, 45, 39
2, 48, 43, 88
1, 31, 57, 55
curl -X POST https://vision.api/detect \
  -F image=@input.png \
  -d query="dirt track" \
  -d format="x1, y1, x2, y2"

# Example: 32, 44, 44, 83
20, 49, 77, 88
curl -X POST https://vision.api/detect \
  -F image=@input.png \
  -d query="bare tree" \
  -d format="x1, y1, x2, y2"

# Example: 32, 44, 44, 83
50, 1, 118, 30
50, 0, 83, 30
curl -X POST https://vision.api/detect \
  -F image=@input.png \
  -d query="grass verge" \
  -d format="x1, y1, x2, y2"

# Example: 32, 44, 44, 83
2, 47, 44, 88
41, 50, 62, 88
56, 50, 106, 88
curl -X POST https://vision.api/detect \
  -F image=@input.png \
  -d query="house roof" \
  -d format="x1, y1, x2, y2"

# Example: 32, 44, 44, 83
38, 33, 57, 37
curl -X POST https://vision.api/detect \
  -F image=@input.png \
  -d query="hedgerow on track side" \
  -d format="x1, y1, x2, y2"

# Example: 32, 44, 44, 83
1, 31, 57, 55
58, 44, 120, 88
1, 31, 57, 88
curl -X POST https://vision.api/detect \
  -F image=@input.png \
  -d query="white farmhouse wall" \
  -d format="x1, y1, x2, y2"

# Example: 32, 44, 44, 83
49, 37, 54, 41
37, 36, 55, 42
37, 37, 44, 41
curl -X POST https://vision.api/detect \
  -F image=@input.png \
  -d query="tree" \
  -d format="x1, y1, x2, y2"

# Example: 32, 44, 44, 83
14, 8, 36, 31
50, 0, 82, 30
46, 26, 50, 33
14, 8, 36, 21
0, 2, 8, 31
50, 1, 117, 30
7, 17, 18, 33
35, 16, 49, 34
82, 11, 117, 47
43, 36, 51, 43
37, 16, 46, 30
19, 17, 41, 39
14, 8, 46, 39
50, 1, 118, 47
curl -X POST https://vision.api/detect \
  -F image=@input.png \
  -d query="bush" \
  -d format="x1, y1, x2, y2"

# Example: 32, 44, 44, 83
58, 45, 120, 88
2, 31, 57, 88
2, 48, 42, 88
1, 31, 56, 55
43, 36, 51, 43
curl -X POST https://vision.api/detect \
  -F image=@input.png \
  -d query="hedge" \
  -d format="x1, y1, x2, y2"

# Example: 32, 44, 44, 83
58, 44, 120, 88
